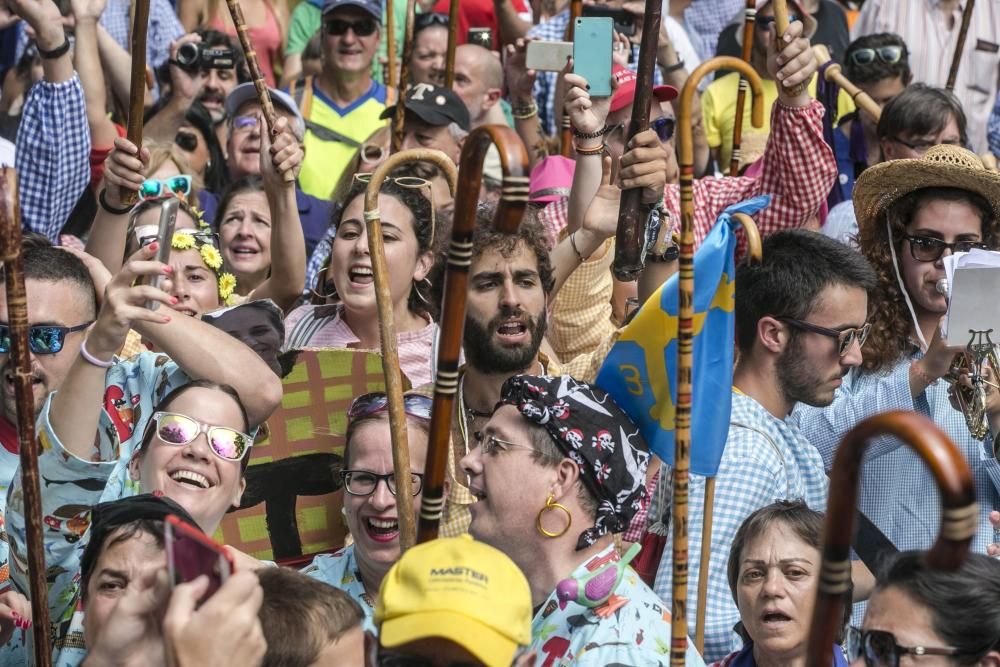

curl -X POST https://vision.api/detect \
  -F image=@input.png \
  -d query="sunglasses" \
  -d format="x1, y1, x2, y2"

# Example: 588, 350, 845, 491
348, 391, 433, 421
340, 469, 424, 497
414, 12, 448, 31
139, 175, 193, 202
845, 628, 961, 667
607, 118, 675, 144
152, 411, 253, 461
777, 318, 871, 356
756, 14, 798, 30
903, 234, 989, 262
0, 322, 92, 355
324, 17, 378, 37
849, 45, 905, 67
174, 130, 200, 153
135, 225, 218, 248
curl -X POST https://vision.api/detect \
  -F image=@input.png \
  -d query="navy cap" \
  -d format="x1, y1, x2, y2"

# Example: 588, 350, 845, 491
322, 0, 382, 20
380, 83, 471, 132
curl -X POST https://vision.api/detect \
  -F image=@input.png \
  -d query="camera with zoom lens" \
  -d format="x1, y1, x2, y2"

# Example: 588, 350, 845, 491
175, 43, 235, 72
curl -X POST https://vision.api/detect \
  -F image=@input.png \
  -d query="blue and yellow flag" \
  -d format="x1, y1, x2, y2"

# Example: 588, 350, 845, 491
596, 196, 771, 477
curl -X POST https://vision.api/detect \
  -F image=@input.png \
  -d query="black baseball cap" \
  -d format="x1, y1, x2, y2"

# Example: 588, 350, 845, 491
380, 83, 471, 132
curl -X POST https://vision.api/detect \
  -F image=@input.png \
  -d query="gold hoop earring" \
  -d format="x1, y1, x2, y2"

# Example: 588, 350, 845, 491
536, 493, 572, 539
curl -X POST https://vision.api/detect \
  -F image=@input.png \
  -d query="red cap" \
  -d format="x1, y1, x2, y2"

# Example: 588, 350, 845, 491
610, 65, 678, 114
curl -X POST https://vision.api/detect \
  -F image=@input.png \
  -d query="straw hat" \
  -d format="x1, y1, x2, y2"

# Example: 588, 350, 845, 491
853, 144, 1000, 230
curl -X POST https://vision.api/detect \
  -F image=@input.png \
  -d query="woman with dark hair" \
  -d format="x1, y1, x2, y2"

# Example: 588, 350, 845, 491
718, 501, 852, 667
176, 100, 228, 194
795, 146, 1000, 557
848, 552, 1000, 667
285, 172, 440, 386
301, 390, 431, 633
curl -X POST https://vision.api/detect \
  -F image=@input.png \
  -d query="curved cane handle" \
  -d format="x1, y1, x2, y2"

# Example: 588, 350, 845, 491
729, 212, 763, 265
805, 411, 977, 667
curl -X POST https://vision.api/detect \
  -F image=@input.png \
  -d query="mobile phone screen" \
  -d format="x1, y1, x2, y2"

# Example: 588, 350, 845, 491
165, 516, 232, 601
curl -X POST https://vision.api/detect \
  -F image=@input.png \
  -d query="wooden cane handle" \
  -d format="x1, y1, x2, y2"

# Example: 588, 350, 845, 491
445, 0, 460, 88
804, 412, 976, 667
122, 0, 151, 207
771, 0, 809, 98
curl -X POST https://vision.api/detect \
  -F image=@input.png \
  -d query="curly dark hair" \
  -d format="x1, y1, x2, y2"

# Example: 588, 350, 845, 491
857, 186, 997, 373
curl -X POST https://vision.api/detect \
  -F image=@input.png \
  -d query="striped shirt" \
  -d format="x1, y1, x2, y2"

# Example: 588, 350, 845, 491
283, 304, 438, 387
851, 0, 1000, 153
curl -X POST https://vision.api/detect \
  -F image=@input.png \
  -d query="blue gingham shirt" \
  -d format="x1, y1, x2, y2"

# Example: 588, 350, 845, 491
527, 11, 664, 136
792, 354, 1000, 558
653, 391, 830, 663
15, 74, 90, 243
683, 0, 743, 61
988, 91, 1000, 158
304, 222, 336, 299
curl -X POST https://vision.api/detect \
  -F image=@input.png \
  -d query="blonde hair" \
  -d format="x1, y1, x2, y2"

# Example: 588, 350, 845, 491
144, 142, 204, 203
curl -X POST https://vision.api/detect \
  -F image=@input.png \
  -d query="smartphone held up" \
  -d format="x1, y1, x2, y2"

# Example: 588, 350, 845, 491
573, 17, 615, 97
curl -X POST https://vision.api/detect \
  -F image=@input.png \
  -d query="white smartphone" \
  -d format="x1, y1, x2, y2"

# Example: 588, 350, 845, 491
526, 40, 574, 72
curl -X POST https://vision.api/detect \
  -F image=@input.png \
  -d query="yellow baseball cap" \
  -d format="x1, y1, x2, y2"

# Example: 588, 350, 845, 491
375, 536, 532, 667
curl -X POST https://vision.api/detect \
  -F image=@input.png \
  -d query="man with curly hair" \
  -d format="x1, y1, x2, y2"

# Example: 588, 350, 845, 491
794, 144, 1000, 574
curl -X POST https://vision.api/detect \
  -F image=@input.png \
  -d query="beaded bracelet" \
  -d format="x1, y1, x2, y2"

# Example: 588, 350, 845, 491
511, 101, 539, 120
573, 142, 605, 156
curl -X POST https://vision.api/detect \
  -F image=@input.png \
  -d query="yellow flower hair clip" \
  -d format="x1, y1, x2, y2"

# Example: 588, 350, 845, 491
218, 273, 237, 304
199, 244, 223, 271
172, 232, 196, 250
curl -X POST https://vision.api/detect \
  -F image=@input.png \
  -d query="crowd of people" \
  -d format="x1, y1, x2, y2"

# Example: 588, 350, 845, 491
0, 0, 997, 664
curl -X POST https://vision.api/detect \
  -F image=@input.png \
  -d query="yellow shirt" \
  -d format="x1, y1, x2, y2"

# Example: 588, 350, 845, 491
298, 80, 390, 201
702, 71, 855, 170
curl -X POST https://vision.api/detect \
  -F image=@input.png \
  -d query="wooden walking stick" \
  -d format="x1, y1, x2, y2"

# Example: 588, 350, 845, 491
729, 0, 757, 176
122, 0, 151, 207
673, 57, 764, 667
560, 0, 584, 158
390, 0, 418, 152
813, 45, 881, 122
0, 169, 53, 667
693, 211, 762, 653
224, 0, 295, 183
364, 149, 458, 552
417, 126, 529, 543
610, 0, 661, 281
445, 0, 460, 87
805, 412, 977, 667
946, 0, 975, 91
771, 0, 808, 98
386, 0, 398, 88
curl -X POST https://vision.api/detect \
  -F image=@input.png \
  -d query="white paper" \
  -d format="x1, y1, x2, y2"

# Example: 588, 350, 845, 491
944, 250, 1000, 345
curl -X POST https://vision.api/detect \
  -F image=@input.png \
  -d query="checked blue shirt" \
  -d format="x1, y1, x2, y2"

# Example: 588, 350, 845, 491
15, 74, 90, 243
652, 391, 829, 663
528, 11, 663, 136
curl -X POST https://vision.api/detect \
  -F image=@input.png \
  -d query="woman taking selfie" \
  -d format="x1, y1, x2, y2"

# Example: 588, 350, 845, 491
285, 172, 439, 386
301, 390, 430, 632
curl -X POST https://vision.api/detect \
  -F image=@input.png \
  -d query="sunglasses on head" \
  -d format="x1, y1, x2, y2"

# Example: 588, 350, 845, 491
414, 12, 448, 31
152, 411, 253, 461
845, 628, 962, 667
324, 17, 378, 37
135, 225, 217, 249
849, 45, 905, 67
138, 175, 193, 202
777, 317, 871, 356
903, 234, 989, 262
348, 391, 433, 422
756, 14, 798, 30
174, 130, 200, 153
0, 322, 92, 355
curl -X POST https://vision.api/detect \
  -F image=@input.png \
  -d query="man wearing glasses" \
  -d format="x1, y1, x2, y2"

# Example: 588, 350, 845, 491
654, 230, 877, 661
297, 0, 393, 201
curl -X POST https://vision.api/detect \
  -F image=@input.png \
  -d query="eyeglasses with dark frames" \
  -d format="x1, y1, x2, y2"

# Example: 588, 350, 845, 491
848, 45, 906, 67
845, 627, 963, 667
777, 318, 871, 356
902, 233, 990, 262
0, 322, 92, 355
324, 17, 378, 37
340, 470, 424, 496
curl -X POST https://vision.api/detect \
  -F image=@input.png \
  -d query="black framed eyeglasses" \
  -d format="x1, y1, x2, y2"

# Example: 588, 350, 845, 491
903, 234, 989, 262
0, 322, 92, 355
777, 318, 871, 356
340, 470, 424, 496
324, 17, 378, 37
845, 627, 962, 667
849, 45, 906, 67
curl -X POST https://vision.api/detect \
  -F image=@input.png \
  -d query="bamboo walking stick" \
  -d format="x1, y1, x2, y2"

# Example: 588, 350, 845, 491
771, 0, 808, 98
610, 0, 661, 281
390, 0, 418, 152
813, 45, 881, 122
946, 0, 975, 91
445, 0, 460, 87
417, 126, 529, 543
560, 0, 584, 158
364, 149, 458, 552
0, 170, 52, 667
674, 57, 764, 667
729, 0, 757, 176
386, 0, 398, 88
805, 412, 977, 667
224, 0, 295, 183
693, 211, 762, 652
122, 0, 151, 207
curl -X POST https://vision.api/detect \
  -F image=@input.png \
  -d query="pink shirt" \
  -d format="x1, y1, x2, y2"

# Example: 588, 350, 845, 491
283, 304, 438, 387
210, 2, 282, 87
